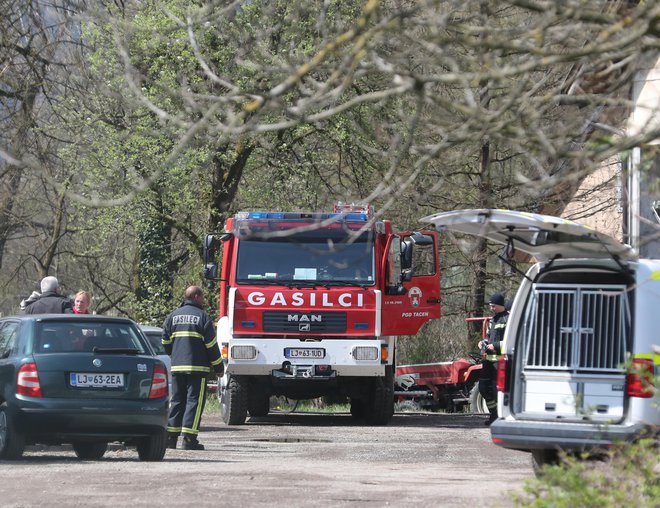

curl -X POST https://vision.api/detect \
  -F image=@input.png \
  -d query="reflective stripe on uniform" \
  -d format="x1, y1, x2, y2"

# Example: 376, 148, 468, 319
171, 365, 210, 373
172, 331, 204, 340
485, 354, 500, 362
185, 376, 207, 435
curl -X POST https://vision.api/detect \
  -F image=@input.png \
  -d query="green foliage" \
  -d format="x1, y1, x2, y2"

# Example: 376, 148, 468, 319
516, 440, 660, 508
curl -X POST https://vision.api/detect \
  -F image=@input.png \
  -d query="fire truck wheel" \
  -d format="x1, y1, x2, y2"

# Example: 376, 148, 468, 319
469, 384, 489, 414
349, 398, 365, 420
220, 375, 248, 425
365, 366, 394, 426
248, 391, 270, 418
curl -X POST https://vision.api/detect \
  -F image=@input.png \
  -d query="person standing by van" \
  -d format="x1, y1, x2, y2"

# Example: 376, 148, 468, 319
478, 292, 509, 426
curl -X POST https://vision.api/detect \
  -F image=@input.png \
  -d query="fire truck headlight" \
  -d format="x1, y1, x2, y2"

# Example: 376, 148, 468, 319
231, 345, 257, 360
352, 346, 379, 361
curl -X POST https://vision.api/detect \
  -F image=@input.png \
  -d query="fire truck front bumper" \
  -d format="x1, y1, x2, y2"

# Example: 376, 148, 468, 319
224, 338, 393, 377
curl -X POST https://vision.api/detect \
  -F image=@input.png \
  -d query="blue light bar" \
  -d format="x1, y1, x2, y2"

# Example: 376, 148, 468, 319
245, 212, 285, 219
240, 211, 368, 222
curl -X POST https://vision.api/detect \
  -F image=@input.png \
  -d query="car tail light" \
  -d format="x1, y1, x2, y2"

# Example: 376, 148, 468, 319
149, 364, 168, 399
626, 358, 655, 398
17, 363, 42, 397
496, 355, 508, 392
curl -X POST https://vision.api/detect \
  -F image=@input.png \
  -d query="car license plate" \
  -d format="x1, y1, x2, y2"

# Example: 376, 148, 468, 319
70, 373, 125, 388
284, 348, 325, 359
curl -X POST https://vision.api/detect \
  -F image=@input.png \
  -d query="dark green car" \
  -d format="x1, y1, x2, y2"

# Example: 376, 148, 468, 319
0, 314, 169, 460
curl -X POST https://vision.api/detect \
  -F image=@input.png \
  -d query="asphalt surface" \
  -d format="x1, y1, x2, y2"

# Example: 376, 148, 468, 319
0, 411, 535, 507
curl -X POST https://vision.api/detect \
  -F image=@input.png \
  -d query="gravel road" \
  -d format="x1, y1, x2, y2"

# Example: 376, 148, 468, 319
0, 411, 534, 507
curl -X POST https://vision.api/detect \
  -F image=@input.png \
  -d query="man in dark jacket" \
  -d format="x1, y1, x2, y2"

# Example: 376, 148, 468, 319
23, 276, 74, 314
162, 286, 223, 450
478, 292, 509, 426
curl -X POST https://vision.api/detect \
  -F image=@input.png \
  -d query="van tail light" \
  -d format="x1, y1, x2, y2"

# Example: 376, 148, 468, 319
496, 355, 508, 392
17, 363, 42, 397
626, 358, 655, 398
149, 364, 168, 399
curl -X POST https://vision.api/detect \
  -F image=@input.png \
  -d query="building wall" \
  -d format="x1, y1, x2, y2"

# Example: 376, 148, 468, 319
562, 54, 660, 255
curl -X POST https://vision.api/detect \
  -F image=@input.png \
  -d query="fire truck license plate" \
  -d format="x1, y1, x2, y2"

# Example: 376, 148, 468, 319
284, 348, 325, 359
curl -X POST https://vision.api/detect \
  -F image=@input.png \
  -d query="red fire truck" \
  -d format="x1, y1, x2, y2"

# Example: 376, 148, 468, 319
203, 203, 441, 425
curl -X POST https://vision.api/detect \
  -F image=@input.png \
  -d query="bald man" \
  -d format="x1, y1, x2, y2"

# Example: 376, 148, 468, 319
162, 286, 223, 450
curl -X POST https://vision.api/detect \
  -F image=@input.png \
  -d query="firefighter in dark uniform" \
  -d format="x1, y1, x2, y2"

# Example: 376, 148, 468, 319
478, 292, 509, 426
162, 286, 223, 450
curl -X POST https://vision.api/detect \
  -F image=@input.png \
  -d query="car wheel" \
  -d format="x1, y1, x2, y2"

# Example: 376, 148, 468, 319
469, 384, 489, 414
219, 374, 248, 425
0, 405, 25, 460
137, 429, 167, 461
531, 449, 559, 477
72, 441, 108, 460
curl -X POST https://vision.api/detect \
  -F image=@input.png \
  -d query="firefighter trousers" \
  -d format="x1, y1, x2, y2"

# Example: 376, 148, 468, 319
167, 373, 207, 438
478, 360, 498, 417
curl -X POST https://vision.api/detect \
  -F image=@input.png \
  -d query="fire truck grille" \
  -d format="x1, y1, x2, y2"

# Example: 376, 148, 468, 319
263, 311, 347, 333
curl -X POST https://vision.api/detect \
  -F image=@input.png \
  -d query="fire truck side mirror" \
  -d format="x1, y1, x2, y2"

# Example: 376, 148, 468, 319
203, 234, 219, 265
385, 284, 408, 296
401, 241, 412, 270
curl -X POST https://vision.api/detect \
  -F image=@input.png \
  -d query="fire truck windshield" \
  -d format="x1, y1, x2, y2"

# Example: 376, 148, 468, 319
235, 230, 375, 285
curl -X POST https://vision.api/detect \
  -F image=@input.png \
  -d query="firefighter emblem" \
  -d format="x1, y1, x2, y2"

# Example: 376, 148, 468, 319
408, 287, 422, 307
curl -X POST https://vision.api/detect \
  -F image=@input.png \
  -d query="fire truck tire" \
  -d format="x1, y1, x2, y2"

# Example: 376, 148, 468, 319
220, 375, 248, 425
248, 392, 270, 418
349, 398, 365, 420
365, 367, 394, 425
469, 384, 489, 414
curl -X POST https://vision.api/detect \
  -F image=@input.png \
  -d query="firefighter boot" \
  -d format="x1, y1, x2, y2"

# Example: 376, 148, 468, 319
182, 436, 205, 450
167, 434, 178, 450
485, 410, 497, 426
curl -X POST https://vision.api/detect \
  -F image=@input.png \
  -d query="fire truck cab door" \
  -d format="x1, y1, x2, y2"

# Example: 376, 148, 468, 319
381, 231, 441, 336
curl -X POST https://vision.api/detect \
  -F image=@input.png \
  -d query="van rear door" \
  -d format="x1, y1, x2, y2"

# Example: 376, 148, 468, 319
420, 208, 635, 262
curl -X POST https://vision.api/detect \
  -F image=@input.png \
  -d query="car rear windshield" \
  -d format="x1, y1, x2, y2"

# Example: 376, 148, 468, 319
35, 321, 149, 354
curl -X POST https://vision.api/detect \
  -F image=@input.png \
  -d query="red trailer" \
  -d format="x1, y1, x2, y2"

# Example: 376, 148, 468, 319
394, 317, 490, 413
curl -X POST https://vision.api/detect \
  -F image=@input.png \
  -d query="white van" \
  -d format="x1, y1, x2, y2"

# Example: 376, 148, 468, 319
422, 209, 659, 470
